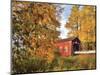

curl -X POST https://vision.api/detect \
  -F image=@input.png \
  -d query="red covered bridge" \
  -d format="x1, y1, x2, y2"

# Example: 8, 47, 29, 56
55, 37, 81, 57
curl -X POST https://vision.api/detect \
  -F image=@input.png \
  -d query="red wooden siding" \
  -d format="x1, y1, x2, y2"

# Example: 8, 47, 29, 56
55, 37, 80, 57
55, 41, 72, 57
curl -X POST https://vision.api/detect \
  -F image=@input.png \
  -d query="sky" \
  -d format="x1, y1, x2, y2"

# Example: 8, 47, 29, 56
58, 5, 72, 39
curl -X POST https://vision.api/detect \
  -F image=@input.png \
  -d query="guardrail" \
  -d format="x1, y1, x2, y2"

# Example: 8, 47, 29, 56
74, 50, 96, 54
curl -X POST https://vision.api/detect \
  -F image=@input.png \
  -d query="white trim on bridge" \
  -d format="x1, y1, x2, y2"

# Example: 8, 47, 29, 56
74, 50, 96, 54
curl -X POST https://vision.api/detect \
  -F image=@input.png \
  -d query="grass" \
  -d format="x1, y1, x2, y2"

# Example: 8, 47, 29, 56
12, 54, 96, 74
54, 54, 96, 71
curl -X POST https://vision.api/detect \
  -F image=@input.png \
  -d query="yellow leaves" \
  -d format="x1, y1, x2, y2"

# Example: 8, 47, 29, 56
29, 49, 55, 63
27, 37, 56, 63
78, 32, 88, 42
66, 5, 96, 43
12, 2, 61, 70
79, 6, 96, 42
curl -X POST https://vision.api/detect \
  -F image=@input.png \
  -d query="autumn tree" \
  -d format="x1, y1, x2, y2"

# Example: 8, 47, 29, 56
66, 5, 80, 37
79, 6, 96, 42
65, 5, 96, 50
79, 6, 96, 50
12, 1, 61, 73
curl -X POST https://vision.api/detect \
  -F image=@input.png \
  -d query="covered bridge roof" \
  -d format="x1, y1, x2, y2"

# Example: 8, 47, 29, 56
56, 37, 80, 43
